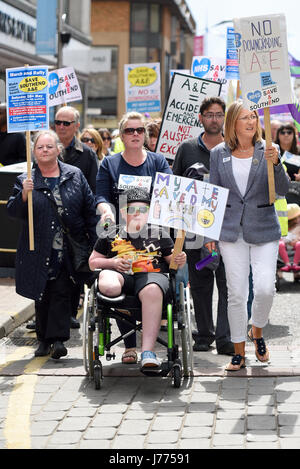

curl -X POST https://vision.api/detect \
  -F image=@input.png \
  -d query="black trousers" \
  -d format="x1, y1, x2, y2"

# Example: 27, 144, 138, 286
186, 249, 231, 348
35, 267, 73, 344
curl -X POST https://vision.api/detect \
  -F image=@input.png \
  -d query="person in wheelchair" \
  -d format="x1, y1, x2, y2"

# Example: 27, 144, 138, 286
279, 203, 300, 273
88, 187, 186, 370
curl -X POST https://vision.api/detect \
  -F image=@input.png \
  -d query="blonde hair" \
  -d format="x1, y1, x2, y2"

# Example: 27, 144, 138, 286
225, 100, 262, 151
119, 111, 145, 135
80, 127, 104, 161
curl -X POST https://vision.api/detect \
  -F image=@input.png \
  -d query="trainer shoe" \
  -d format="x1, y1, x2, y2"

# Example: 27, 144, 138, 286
141, 351, 161, 369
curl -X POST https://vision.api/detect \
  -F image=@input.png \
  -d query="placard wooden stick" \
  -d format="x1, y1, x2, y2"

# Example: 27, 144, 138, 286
26, 130, 34, 250
169, 230, 185, 271
263, 107, 276, 205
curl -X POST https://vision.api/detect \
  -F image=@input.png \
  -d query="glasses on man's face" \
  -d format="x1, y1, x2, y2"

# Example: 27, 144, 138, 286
81, 137, 95, 144
202, 113, 225, 120
123, 127, 145, 135
126, 205, 149, 215
238, 115, 258, 122
54, 120, 75, 127
280, 130, 293, 135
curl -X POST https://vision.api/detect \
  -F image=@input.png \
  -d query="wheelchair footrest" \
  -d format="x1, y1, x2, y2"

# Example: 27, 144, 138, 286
140, 360, 180, 378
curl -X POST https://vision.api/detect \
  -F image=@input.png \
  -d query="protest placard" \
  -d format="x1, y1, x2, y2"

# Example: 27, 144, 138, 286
148, 172, 229, 240
6, 65, 49, 250
234, 13, 293, 204
191, 56, 229, 101
48, 67, 82, 107
124, 63, 161, 113
155, 73, 221, 161
233, 14, 292, 112
226, 27, 240, 80
6, 65, 49, 133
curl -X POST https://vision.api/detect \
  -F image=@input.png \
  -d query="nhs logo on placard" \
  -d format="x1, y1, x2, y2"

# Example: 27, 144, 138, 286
191, 57, 211, 78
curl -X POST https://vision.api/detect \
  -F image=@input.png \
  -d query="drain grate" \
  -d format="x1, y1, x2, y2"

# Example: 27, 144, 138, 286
6, 337, 38, 347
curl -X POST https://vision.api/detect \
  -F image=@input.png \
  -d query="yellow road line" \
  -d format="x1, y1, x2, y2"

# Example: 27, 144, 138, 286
3, 349, 49, 449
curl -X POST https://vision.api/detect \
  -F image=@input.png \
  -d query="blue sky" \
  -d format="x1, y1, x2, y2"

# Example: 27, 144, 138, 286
185, 0, 300, 58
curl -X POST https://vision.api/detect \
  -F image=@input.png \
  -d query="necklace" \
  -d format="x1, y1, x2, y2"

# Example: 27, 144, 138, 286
237, 146, 253, 152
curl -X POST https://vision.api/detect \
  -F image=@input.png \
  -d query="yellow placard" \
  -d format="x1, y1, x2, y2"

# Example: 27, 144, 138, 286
128, 66, 157, 87
18, 76, 48, 93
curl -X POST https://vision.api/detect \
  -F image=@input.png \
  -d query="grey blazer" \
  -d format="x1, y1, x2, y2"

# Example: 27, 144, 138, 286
209, 140, 290, 244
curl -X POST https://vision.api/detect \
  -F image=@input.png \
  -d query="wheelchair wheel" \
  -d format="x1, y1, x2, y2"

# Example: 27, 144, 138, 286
82, 284, 95, 377
172, 360, 182, 388
94, 363, 103, 390
179, 282, 194, 377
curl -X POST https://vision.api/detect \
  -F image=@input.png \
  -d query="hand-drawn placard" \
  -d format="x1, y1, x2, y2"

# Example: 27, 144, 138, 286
148, 172, 229, 241
155, 73, 221, 161
233, 14, 293, 111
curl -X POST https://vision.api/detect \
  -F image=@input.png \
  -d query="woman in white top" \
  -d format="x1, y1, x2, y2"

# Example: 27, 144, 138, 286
205, 101, 290, 371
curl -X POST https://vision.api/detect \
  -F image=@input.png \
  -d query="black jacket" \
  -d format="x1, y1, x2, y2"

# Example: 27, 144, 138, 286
172, 134, 210, 176
62, 138, 98, 193
0, 131, 26, 166
7, 161, 98, 301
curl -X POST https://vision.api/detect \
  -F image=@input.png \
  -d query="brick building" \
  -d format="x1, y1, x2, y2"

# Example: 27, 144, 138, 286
89, 0, 196, 128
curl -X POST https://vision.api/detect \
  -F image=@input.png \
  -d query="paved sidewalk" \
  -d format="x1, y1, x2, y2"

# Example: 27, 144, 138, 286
0, 277, 300, 449
0, 278, 34, 339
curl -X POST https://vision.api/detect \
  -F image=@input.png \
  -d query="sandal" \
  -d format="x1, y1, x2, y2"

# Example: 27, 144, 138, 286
225, 354, 246, 372
122, 350, 138, 364
248, 329, 270, 362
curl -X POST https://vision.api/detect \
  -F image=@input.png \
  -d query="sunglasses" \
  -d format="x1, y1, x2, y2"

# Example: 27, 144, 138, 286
55, 120, 75, 127
279, 130, 293, 135
123, 127, 145, 135
126, 205, 149, 214
102, 136, 111, 141
81, 137, 95, 143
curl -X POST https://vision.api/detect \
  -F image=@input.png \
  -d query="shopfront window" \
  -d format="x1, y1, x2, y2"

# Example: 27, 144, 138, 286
0, 71, 5, 103
131, 4, 147, 32
88, 46, 118, 117
130, 3, 161, 63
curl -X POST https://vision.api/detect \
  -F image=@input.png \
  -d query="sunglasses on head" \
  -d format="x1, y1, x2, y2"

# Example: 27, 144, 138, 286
123, 127, 145, 135
279, 129, 293, 135
126, 205, 149, 214
55, 120, 75, 127
81, 137, 95, 143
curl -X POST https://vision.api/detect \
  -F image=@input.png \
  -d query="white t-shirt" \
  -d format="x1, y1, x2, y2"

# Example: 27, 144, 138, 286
231, 155, 253, 197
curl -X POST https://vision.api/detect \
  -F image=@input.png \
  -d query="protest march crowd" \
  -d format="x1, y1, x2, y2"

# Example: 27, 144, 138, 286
2, 12, 300, 374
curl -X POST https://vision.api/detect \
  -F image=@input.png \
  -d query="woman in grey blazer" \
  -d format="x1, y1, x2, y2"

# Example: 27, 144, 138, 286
205, 101, 290, 371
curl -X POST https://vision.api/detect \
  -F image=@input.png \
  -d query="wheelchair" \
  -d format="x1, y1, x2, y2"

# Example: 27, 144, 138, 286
82, 270, 194, 389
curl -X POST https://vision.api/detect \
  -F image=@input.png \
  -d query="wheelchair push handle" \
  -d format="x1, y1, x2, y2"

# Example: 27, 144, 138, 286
102, 218, 113, 230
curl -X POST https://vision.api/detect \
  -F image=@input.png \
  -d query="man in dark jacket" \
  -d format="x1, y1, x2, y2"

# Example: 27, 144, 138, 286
55, 106, 98, 327
55, 106, 98, 193
0, 103, 26, 166
173, 96, 234, 355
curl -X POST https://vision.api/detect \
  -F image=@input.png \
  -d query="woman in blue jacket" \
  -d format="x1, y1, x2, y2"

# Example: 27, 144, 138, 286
7, 130, 98, 359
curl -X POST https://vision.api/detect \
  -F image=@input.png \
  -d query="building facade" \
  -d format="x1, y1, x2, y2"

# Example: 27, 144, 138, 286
89, 0, 196, 129
0, 0, 92, 124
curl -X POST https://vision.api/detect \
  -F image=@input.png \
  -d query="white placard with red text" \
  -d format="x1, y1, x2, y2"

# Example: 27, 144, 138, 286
155, 73, 221, 161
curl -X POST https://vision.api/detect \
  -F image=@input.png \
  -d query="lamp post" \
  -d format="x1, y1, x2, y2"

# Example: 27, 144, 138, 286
57, 0, 64, 69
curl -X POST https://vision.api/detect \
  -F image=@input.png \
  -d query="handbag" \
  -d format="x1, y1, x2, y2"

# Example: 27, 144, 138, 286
64, 232, 92, 273
52, 203, 92, 273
